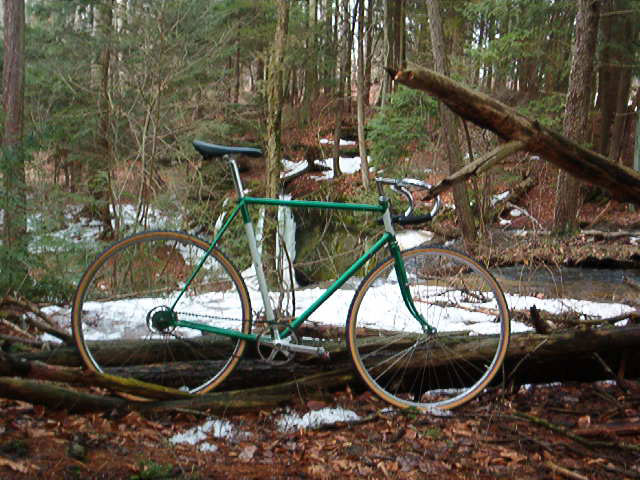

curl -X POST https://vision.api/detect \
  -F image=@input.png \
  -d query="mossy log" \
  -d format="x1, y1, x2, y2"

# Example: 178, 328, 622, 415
392, 67, 640, 206
4, 324, 640, 403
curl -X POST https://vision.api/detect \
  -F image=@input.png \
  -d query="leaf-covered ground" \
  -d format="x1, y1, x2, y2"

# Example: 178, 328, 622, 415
0, 382, 638, 479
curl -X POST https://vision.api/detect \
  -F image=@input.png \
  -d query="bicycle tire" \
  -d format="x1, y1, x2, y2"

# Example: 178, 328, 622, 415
346, 247, 510, 410
72, 231, 251, 400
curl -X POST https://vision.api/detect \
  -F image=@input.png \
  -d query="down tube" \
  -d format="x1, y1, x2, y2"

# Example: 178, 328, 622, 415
288, 233, 393, 331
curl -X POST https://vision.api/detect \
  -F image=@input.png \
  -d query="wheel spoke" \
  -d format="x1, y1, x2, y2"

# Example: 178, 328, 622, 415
72, 231, 251, 400
347, 247, 509, 410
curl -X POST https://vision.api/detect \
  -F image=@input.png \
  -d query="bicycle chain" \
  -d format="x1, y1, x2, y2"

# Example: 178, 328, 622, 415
174, 310, 245, 324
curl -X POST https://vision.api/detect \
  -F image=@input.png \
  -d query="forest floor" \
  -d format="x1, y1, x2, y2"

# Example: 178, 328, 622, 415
0, 381, 639, 479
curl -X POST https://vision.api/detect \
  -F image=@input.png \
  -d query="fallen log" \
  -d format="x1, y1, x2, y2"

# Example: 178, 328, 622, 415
392, 67, 640, 206
5, 325, 640, 397
0, 351, 191, 400
0, 369, 352, 414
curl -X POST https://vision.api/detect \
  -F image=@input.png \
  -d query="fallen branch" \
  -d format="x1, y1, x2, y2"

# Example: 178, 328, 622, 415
573, 422, 640, 438
0, 352, 192, 400
510, 411, 640, 452
580, 229, 640, 239
424, 141, 525, 199
392, 67, 640, 205
0, 296, 72, 344
543, 460, 589, 480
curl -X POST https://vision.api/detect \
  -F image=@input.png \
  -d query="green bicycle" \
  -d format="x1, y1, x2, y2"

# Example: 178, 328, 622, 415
71, 140, 510, 410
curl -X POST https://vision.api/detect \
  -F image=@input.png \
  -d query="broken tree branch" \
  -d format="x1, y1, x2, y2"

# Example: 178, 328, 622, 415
392, 67, 640, 205
425, 140, 525, 198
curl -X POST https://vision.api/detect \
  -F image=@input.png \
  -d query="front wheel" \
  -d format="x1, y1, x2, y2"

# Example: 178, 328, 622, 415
347, 247, 510, 410
71, 231, 251, 399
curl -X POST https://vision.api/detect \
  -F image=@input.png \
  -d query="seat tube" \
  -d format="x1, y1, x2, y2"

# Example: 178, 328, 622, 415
227, 156, 245, 199
226, 156, 276, 324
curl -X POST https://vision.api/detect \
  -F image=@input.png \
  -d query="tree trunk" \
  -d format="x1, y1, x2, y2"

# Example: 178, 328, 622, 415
608, 12, 637, 165
426, 0, 477, 246
265, 0, 289, 198
332, 0, 350, 178
0, 0, 27, 258
356, 0, 370, 190
391, 67, 640, 206
381, 0, 404, 106
91, 0, 115, 240
553, 0, 599, 234
597, 0, 616, 156
363, 0, 374, 106
1, 0, 28, 290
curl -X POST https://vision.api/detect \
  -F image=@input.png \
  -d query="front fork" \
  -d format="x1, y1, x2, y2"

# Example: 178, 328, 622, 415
379, 193, 436, 335
389, 241, 436, 334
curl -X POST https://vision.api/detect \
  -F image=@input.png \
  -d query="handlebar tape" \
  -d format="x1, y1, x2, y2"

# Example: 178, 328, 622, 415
378, 213, 433, 226
391, 213, 432, 225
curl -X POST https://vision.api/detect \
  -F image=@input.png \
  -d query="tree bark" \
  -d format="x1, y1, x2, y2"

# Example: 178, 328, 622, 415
2, 0, 28, 281
331, 0, 350, 178
553, 0, 599, 234
91, 0, 115, 239
426, 0, 477, 246
356, 0, 370, 190
391, 67, 640, 206
597, 0, 616, 156
381, 0, 404, 105
265, 0, 289, 199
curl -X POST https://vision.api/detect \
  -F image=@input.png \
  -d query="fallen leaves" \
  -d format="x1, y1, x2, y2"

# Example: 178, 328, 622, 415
0, 381, 637, 479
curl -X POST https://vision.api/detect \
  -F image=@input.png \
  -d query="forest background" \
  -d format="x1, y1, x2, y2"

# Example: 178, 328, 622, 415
1, 0, 639, 316
1, 1, 640, 478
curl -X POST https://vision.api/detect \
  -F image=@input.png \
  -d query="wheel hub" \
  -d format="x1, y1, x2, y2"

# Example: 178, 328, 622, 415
146, 306, 177, 333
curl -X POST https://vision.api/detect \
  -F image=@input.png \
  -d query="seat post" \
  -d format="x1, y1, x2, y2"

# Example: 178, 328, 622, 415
226, 154, 245, 198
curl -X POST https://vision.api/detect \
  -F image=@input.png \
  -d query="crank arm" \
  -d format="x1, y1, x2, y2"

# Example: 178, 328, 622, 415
262, 339, 329, 359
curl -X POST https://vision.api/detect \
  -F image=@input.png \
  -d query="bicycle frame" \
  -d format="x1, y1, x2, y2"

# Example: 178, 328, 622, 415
167, 156, 431, 342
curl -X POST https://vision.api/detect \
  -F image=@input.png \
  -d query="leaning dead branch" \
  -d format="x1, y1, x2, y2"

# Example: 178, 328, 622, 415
392, 67, 640, 205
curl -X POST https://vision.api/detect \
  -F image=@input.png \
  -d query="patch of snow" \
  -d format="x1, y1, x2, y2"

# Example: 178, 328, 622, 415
510, 209, 522, 217
276, 407, 360, 432
630, 237, 639, 245
169, 418, 236, 446
281, 159, 307, 178
319, 138, 356, 146
198, 443, 218, 452
500, 219, 512, 226
312, 157, 362, 181
396, 230, 434, 250
491, 191, 510, 206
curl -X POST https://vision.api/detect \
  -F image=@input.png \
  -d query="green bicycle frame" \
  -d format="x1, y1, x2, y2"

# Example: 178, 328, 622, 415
168, 173, 431, 341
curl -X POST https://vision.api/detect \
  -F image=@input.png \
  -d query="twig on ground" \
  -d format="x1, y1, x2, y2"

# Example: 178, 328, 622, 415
543, 459, 589, 480
509, 411, 640, 452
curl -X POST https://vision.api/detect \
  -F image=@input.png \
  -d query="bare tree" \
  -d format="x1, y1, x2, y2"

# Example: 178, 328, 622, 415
2, 0, 28, 280
356, 0, 370, 189
426, 0, 476, 245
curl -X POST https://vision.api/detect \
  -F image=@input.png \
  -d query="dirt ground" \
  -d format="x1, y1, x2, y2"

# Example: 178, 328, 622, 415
0, 381, 638, 479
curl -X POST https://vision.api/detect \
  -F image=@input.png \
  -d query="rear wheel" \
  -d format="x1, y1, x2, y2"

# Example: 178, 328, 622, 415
72, 231, 251, 399
347, 247, 510, 410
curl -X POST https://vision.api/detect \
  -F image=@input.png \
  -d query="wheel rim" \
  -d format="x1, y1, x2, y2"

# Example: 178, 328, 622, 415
72, 232, 250, 398
348, 248, 510, 410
